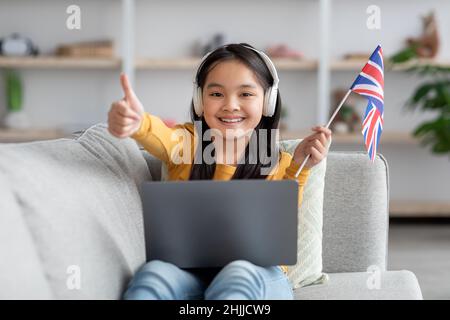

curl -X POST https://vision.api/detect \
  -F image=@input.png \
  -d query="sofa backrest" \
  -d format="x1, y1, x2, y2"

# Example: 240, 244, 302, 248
0, 123, 389, 299
0, 124, 151, 299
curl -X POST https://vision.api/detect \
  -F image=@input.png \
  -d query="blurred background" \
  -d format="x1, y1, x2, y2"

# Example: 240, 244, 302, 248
0, 0, 448, 299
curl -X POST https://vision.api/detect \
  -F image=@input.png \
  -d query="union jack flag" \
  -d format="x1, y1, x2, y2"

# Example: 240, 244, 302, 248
350, 45, 384, 162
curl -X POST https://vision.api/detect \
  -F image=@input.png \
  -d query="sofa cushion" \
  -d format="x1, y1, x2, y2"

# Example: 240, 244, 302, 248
0, 123, 151, 299
279, 139, 329, 289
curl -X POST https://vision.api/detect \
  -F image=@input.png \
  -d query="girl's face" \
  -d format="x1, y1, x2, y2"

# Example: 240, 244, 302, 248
202, 59, 265, 139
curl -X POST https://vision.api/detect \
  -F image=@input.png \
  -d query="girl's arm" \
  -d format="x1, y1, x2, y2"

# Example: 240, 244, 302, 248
108, 73, 188, 165
131, 112, 190, 165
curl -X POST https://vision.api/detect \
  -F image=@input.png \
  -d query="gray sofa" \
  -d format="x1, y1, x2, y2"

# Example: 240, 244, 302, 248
0, 123, 422, 300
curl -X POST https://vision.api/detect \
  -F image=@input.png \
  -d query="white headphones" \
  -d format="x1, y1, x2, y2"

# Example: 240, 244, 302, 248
192, 45, 279, 117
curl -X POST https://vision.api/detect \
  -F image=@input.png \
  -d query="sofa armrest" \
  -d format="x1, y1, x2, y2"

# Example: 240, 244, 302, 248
322, 152, 389, 273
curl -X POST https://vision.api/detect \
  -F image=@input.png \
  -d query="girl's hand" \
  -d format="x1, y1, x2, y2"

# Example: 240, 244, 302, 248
292, 126, 332, 169
108, 73, 145, 138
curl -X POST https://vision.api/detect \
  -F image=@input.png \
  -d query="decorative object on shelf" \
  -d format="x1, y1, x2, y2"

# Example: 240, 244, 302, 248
266, 44, 303, 59
390, 60, 450, 156
0, 33, 39, 57
328, 89, 362, 134
200, 33, 229, 56
390, 11, 440, 63
55, 40, 114, 58
407, 11, 439, 58
343, 53, 371, 61
2, 70, 30, 129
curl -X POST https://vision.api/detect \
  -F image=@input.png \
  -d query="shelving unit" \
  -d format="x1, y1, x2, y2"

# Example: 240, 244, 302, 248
0, 56, 121, 69
330, 58, 450, 71
1, 56, 448, 72
0, 56, 317, 70
280, 130, 418, 145
0, 128, 68, 143
390, 200, 450, 218
1, 0, 448, 217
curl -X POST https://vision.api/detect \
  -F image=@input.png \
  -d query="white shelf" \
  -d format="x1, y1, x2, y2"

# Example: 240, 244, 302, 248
0, 128, 68, 143
280, 130, 418, 145
390, 200, 450, 218
0, 56, 121, 69
331, 58, 450, 71
0, 56, 317, 71
3, 56, 448, 73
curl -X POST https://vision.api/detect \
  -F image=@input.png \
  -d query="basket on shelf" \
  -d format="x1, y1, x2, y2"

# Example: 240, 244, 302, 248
55, 40, 114, 58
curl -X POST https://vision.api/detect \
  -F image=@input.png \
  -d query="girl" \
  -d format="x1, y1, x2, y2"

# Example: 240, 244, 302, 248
108, 43, 331, 300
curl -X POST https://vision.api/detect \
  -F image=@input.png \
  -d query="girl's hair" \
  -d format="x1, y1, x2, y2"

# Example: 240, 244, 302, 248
189, 43, 282, 180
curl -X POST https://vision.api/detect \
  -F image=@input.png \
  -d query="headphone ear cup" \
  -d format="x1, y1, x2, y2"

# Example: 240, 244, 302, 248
193, 86, 203, 116
263, 87, 277, 117
269, 87, 277, 116
192, 86, 198, 112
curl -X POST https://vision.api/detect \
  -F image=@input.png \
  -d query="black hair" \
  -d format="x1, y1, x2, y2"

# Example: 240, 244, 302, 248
189, 43, 282, 180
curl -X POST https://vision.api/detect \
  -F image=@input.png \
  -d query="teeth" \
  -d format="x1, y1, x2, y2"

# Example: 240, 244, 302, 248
220, 118, 244, 123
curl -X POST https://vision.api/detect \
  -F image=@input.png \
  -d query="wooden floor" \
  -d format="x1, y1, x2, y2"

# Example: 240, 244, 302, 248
388, 219, 450, 300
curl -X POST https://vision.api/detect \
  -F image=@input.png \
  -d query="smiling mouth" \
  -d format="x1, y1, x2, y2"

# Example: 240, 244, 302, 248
218, 117, 246, 124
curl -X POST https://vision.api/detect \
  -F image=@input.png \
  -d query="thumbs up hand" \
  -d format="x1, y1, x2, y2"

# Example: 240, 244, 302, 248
108, 73, 144, 138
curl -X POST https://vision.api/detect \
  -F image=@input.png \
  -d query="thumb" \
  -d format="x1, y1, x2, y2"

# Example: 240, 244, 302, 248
120, 73, 135, 102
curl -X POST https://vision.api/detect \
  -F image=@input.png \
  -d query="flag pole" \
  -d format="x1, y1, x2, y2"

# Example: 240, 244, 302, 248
294, 89, 352, 178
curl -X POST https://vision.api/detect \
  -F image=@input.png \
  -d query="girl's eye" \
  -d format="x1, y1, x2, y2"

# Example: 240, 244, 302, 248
241, 93, 254, 97
209, 92, 223, 97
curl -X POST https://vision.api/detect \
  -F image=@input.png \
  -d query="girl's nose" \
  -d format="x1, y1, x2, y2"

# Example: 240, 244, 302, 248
222, 97, 240, 112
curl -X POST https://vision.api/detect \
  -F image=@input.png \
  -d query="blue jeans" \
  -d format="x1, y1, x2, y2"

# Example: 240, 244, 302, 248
123, 260, 294, 300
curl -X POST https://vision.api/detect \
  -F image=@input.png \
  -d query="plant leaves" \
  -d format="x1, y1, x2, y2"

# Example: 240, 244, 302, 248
389, 46, 417, 64
413, 117, 450, 155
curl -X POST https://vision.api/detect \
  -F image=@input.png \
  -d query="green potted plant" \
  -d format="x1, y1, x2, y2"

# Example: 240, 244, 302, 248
3, 70, 30, 129
390, 51, 450, 157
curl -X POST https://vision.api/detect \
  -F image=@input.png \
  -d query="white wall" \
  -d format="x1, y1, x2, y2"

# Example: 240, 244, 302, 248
0, 0, 449, 200
330, 0, 450, 61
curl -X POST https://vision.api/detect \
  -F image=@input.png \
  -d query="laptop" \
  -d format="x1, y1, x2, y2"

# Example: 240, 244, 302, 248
140, 179, 298, 268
